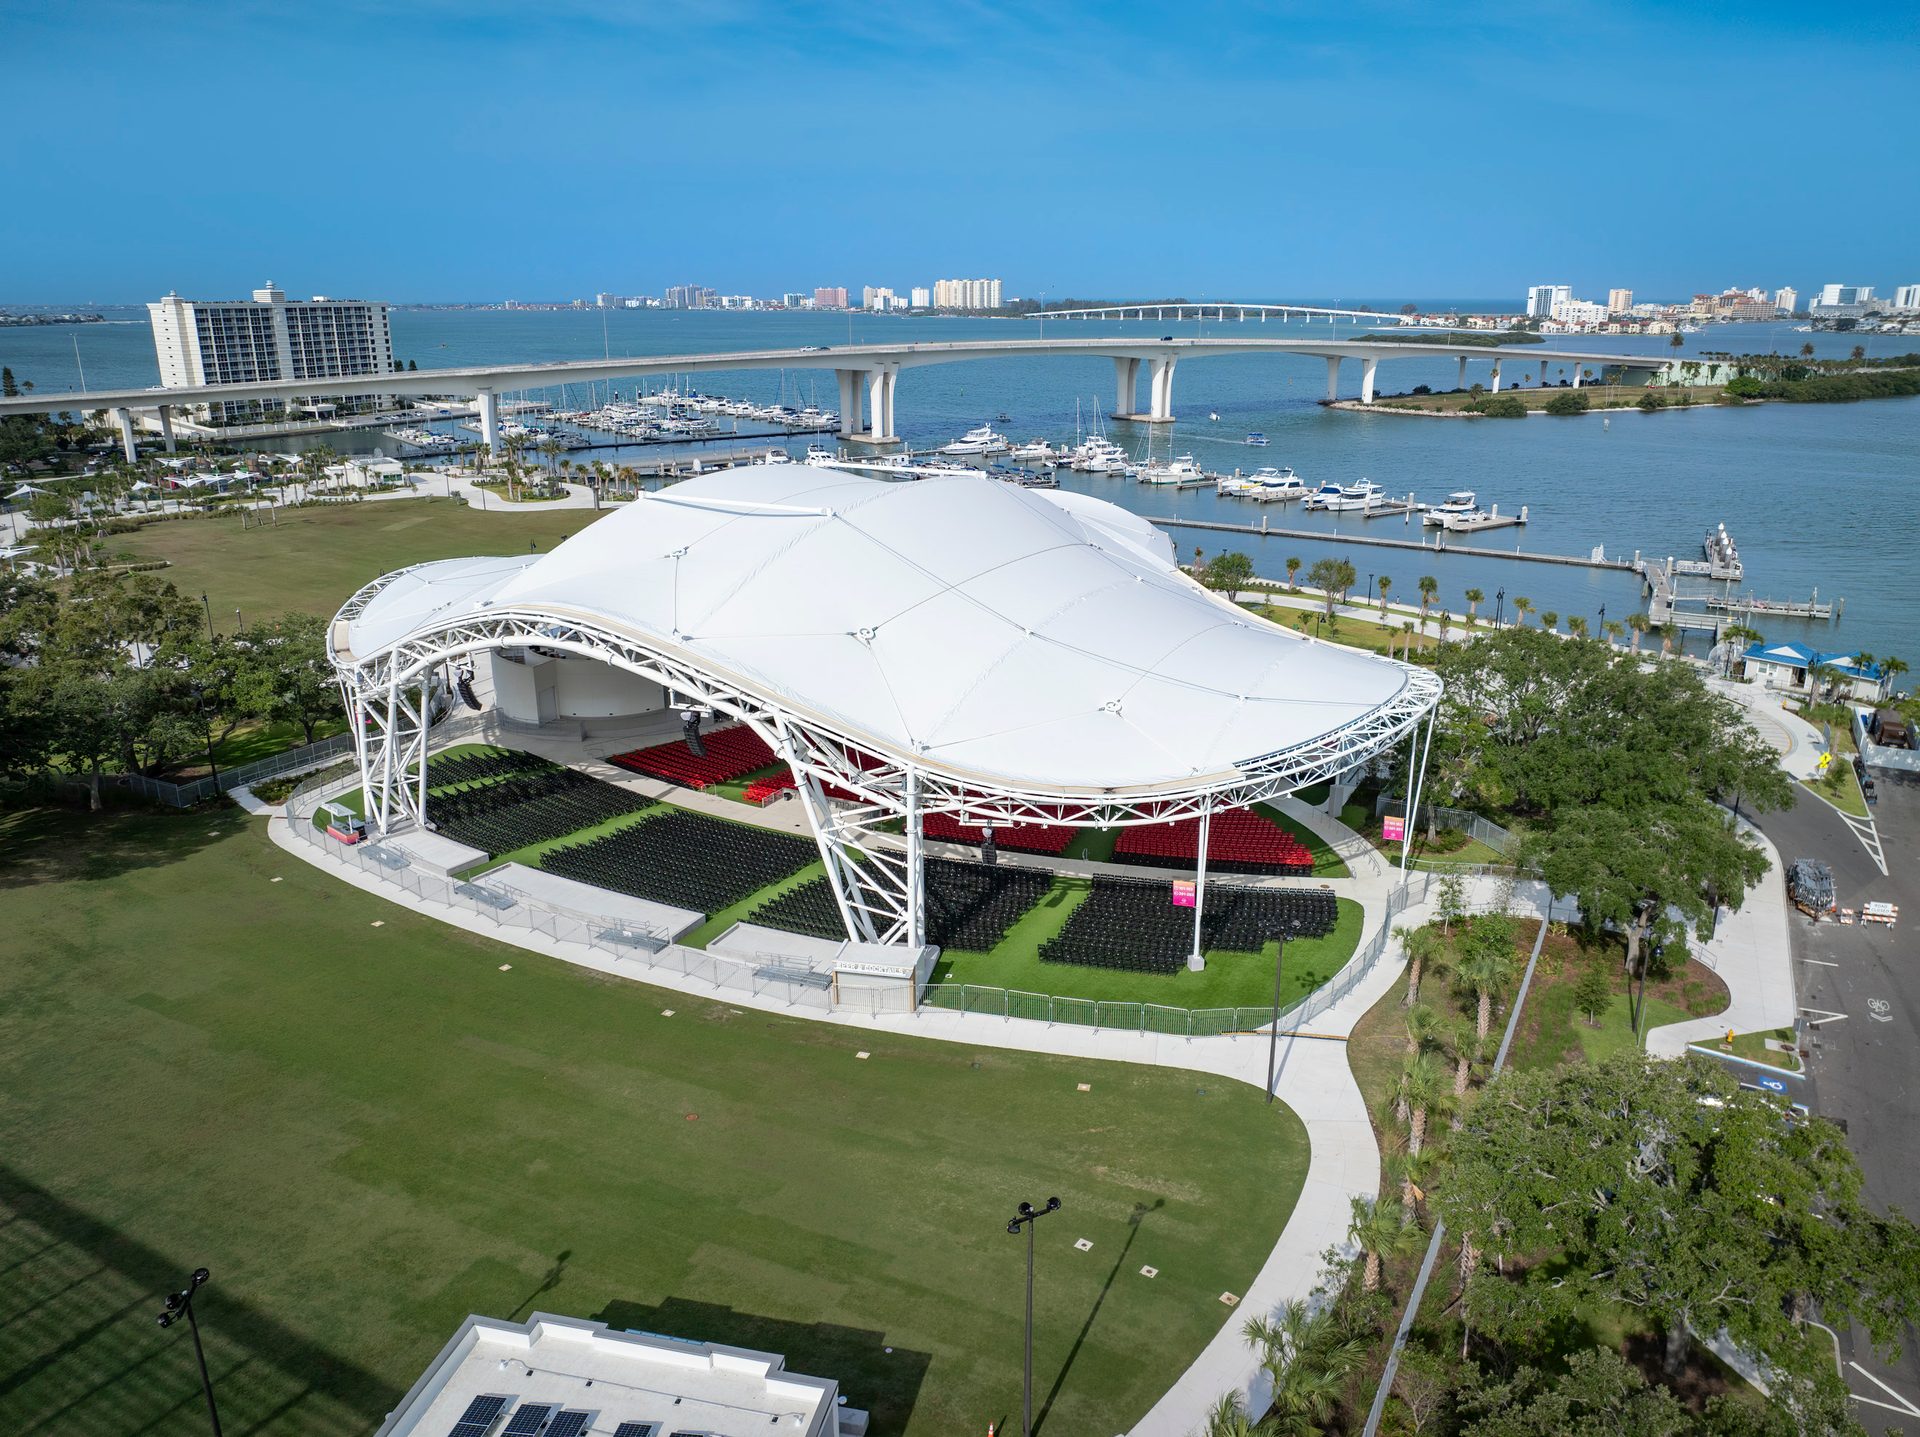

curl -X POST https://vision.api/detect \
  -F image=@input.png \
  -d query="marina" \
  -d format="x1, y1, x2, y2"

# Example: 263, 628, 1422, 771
1153, 514, 1631, 569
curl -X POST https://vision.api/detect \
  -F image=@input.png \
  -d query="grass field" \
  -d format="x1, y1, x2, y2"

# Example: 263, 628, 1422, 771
0, 804, 1308, 1437
115, 500, 605, 621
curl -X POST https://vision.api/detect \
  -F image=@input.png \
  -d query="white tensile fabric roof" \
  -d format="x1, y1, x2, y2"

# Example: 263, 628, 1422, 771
341, 463, 1416, 792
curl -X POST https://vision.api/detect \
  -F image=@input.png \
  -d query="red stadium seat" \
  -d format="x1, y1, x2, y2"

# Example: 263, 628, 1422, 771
1113, 808, 1314, 877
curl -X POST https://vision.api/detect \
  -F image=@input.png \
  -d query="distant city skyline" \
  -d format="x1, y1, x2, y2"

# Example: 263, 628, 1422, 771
2, 2, 1915, 303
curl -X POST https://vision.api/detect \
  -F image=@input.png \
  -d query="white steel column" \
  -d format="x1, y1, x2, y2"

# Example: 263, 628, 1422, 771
1360, 358, 1379, 405
476, 390, 501, 453
113, 406, 137, 462
904, 767, 925, 948
158, 404, 177, 454
835, 370, 859, 438
1399, 706, 1437, 877
1188, 798, 1213, 971
1113, 356, 1140, 418
1325, 355, 1341, 402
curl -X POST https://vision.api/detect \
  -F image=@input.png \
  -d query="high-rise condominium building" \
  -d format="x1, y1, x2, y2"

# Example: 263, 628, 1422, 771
1894, 284, 1920, 310
909, 287, 931, 309
932, 278, 1003, 311
813, 286, 848, 310
1606, 288, 1634, 314
1816, 283, 1874, 307
1774, 286, 1799, 314
149, 283, 392, 425
1525, 284, 1570, 319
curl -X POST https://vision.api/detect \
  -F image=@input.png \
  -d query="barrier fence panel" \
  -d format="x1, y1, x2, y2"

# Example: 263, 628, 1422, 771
1374, 796, 1514, 856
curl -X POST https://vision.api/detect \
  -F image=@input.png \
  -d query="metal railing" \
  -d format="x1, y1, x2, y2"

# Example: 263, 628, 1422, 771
118, 730, 358, 808
1374, 795, 1515, 855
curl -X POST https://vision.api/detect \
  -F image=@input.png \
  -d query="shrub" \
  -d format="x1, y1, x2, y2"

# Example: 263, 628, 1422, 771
1543, 392, 1590, 416
1636, 391, 1667, 412
1475, 395, 1528, 418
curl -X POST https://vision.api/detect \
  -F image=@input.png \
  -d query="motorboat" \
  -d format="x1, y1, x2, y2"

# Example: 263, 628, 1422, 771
1005, 439, 1057, 462
1209, 410, 1221, 422
1245, 432, 1270, 446
941, 423, 1010, 455
1320, 480, 1383, 512
1234, 466, 1308, 502
1138, 455, 1204, 485
802, 445, 840, 466
1422, 490, 1478, 526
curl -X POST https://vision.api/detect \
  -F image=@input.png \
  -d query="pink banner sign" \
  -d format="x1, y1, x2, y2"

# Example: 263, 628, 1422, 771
1171, 880, 1196, 908
1382, 815, 1406, 842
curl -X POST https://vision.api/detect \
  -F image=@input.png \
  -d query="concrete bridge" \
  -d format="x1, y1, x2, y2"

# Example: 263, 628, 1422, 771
0, 336, 1660, 461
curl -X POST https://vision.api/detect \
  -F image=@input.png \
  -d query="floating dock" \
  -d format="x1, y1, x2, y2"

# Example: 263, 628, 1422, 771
1149, 515, 1631, 570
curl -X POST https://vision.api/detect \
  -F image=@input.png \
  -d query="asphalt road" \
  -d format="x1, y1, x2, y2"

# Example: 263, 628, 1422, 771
1753, 773, 1920, 1430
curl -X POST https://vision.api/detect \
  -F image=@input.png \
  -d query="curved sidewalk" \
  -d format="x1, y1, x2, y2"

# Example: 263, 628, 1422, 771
265, 803, 1438, 1434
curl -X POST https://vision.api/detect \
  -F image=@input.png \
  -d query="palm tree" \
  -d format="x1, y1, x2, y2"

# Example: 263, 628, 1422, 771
1540, 610, 1559, 633
1512, 596, 1533, 627
1285, 555, 1301, 592
1851, 344, 1867, 364
1398, 924, 1440, 1007
1397, 1051, 1451, 1154
1720, 622, 1762, 676
1385, 1146, 1438, 1221
1436, 609, 1450, 643
1455, 927, 1516, 1044
1883, 655, 1909, 696
1658, 622, 1677, 658
1348, 1195, 1420, 1293
1376, 574, 1392, 615
1202, 1391, 1274, 1437
1603, 619, 1625, 647
1244, 1300, 1366, 1437
1567, 616, 1588, 639
1464, 586, 1483, 623
1404, 1001, 1443, 1056
1417, 575, 1438, 625
1800, 342, 1816, 360
1627, 611, 1650, 653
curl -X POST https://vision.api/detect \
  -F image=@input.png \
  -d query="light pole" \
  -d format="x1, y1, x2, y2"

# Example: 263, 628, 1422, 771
1266, 936, 1288, 1103
1006, 1196, 1061, 1437
1494, 587, 1505, 630
157, 1267, 223, 1437
201, 592, 214, 640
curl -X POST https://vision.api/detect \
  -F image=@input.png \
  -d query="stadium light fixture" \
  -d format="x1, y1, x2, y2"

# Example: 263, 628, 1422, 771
1006, 1197, 1061, 1437
156, 1267, 223, 1437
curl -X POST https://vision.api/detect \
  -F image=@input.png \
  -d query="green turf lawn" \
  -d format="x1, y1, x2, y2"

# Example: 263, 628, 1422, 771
0, 804, 1307, 1437
934, 885, 1363, 1012
115, 499, 605, 621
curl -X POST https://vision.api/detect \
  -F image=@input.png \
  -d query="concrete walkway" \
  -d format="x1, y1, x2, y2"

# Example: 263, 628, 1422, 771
1646, 823, 1800, 1056
264, 791, 1463, 1434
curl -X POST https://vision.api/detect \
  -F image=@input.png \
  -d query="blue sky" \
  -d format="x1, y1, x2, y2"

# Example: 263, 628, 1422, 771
4, 0, 1915, 304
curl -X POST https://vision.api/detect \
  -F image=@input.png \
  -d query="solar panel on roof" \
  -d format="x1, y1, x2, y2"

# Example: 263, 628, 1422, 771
544, 1413, 590, 1437
611, 1424, 655, 1437
500, 1403, 555, 1437
448, 1394, 511, 1437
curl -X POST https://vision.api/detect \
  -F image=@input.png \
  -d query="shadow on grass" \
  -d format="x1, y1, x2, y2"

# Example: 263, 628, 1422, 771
0, 805, 231, 892
595, 1295, 932, 1433
0, 1165, 398, 1433
1035, 1199, 1163, 1434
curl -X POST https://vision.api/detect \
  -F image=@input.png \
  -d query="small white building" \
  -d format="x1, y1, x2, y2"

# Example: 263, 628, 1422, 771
374, 1312, 865, 1437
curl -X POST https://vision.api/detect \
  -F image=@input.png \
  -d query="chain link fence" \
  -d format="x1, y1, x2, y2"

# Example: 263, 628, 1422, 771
1373, 794, 1514, 855
118, 730, 358, 808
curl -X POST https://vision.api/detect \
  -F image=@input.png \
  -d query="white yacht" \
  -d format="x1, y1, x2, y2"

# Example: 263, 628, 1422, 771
1232, 466, 1308, 501
1005, 439, 1057, 462
1245, 432, 1270, 447
802, 445, 841, 466
941, 423, 1010, 456
1422, 490, 1478, 526
1319, 480, 1383, 512
1138, 454, 1204, 485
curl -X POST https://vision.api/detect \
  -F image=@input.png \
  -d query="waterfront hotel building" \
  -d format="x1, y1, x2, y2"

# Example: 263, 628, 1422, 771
148, 283, 394, 424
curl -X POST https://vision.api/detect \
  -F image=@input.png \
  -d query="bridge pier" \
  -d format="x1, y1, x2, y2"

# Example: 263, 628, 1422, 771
157, 404, 176, 454
113, 406, 137, 463
835, 369, 860, 439
1147, 357, 1177, 422
848, 366, 897, 445
1572, 367, 1584, 389
476, 389, 501, 453
1490, 363, 1503, 394
1112, 356, 1140, 419
1360, 358, 1379, 405
1325, 355, 1341, 402
1457, 355, 1468, 392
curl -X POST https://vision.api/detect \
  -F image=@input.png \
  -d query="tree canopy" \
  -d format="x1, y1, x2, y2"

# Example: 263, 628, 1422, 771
1440, 1053, 1920, 1389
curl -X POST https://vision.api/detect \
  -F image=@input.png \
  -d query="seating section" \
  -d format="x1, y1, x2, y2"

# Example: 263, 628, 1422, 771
608, 725, 779, 790
743, 769, 798, 805
1040, 878, 1338, 974
1113, 808, 1315, 876
430, 768, 650, 857
924, 858, 1053, 950
426, 747, 558, 790
922, 813, 1077, 857
749, 858, 1052, 950
541, 808, 817, 914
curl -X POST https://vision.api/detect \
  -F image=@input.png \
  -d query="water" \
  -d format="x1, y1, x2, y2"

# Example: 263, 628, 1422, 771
6, 309, 1916, 661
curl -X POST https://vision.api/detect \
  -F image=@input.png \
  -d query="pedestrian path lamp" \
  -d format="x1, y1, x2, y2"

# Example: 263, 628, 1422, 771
157, 1267, 223, 1437
1494, 588, 1505, 629
1007, 1197, 1061, 1437
1266, 936, 1287, 1104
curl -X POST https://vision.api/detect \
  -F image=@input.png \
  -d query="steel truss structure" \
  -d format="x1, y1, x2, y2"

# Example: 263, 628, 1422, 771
331, 581, 1442, 949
